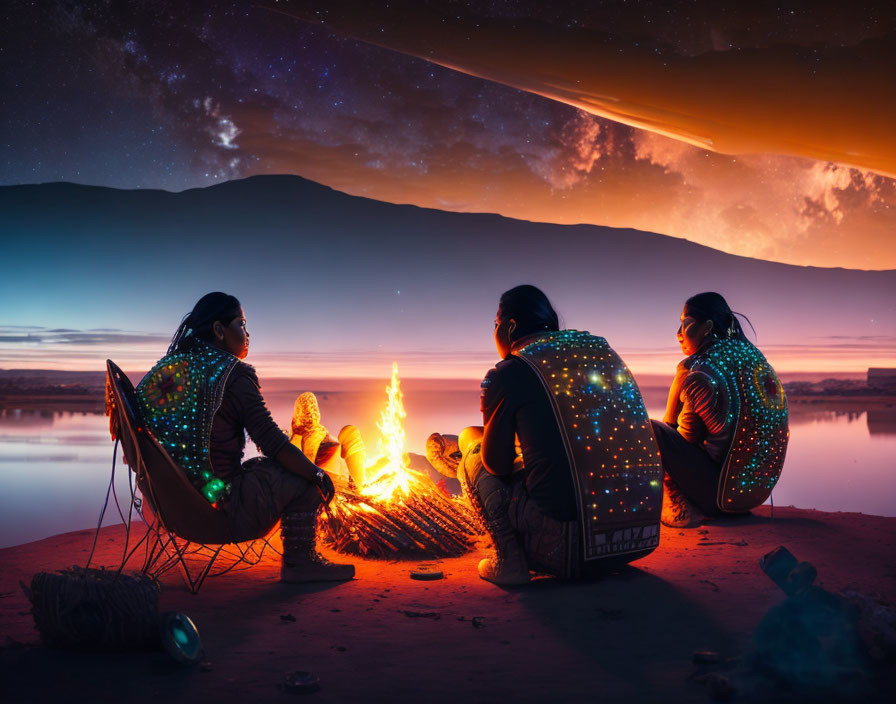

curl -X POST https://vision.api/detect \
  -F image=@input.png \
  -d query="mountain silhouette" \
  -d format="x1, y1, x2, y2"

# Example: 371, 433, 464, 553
1, 175, 893, 366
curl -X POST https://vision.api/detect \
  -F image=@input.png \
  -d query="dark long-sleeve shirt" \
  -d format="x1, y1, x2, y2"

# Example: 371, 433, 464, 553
480, 356, 577, 521
209, 363, 290, 481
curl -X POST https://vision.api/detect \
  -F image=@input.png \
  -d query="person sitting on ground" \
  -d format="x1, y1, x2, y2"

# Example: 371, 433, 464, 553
430, 284, 662, 585
650, 292, 789, 528
135, 292, 354, 583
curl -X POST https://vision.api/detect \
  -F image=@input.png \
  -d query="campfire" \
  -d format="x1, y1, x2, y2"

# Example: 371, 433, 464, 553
304, 363, 479, 559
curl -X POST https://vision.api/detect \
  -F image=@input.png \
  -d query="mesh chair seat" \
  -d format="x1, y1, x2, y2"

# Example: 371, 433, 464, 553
100, 359, 278, 593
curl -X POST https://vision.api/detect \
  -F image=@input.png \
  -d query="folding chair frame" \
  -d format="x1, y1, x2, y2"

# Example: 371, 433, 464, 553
94, 361, 282, 594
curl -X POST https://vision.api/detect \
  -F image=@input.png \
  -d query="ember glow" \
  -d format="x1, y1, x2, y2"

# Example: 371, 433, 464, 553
318, 362, 479, 558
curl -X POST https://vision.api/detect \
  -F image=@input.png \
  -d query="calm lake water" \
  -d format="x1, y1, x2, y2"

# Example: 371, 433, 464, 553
1, 379, 894, 549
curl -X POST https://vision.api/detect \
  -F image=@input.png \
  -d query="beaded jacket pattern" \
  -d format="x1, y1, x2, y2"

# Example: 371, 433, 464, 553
136, 341, 240, 504
514, 330, 663, 561
690, 338, 789, 512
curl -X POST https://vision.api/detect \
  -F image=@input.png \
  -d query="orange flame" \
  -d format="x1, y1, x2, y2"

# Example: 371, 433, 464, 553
360, 362, 412, 501
318, 361, 480, 558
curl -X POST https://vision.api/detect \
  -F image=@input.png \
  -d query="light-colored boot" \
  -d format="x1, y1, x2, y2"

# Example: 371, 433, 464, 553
478, 515, 530, 586
425, 432, 462, 479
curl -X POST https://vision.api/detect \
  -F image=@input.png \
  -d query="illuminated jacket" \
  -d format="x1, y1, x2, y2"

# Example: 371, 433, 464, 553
512, 330, 663, 563
677, 337, 789, 512
136, 340, 240, 503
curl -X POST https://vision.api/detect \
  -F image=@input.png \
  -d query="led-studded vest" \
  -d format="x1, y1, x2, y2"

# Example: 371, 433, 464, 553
136, 341, 240, 504
689, 338, 789, 513
513, 330, 663, 564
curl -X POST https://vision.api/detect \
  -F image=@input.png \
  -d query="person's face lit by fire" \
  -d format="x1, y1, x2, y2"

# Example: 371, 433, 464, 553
494, 309, 516, 359
677, 306, 713, 356
213, 307, 249, 359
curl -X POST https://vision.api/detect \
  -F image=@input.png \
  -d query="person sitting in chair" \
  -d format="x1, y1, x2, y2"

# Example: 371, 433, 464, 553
135, 292, 354, 583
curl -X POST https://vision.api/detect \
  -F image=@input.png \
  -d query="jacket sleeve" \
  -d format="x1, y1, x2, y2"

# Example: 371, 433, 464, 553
480, 367, 516, 476
229, 367, 291, 459
663, 360, 690, 425
677, 369, 726, 443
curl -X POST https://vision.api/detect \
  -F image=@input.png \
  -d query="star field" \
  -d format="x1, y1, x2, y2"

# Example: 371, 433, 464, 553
2, 0, 894, 267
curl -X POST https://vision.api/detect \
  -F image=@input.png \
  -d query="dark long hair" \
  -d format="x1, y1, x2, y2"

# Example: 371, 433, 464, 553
684, 292, 755, 343
167, 292, 242, 355
498, 285, 560, 340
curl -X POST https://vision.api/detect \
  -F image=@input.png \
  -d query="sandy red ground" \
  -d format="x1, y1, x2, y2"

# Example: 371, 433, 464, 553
2, 506, 894, 703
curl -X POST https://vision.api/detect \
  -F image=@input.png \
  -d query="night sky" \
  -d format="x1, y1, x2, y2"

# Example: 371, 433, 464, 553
1, 1, 894, 377
3, 0, 894, 269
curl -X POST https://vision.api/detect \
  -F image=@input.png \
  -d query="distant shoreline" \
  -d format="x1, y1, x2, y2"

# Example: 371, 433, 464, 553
0, 394, 105, 413
2, 369, 893, 414
786, 395, 896, 409
783, 376, 896, 408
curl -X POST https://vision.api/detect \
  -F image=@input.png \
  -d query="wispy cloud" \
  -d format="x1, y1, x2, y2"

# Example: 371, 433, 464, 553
0, 326, 168, 347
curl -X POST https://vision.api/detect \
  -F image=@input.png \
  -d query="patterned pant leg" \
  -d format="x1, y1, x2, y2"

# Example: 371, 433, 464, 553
463, 441, 576, 577
508, 484, 578, 578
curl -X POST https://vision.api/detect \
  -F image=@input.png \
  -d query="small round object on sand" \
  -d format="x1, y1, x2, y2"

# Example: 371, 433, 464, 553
285, 670, 320, 694
160, 612, 204, 665
411, 569, 444, 581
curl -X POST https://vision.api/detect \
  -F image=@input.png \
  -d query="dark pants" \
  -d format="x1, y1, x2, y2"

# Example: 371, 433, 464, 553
464, 443, 577, 577
650, 420, 723, 516
223, 456, 321, 543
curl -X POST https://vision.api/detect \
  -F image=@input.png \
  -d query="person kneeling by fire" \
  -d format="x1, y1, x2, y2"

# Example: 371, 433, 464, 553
428, 286, 665, 585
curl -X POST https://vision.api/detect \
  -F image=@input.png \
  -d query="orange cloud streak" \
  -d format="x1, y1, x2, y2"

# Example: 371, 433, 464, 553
270, 1, 896, 178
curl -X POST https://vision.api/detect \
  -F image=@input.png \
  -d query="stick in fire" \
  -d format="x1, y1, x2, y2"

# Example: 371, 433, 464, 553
289, 363, 480, 559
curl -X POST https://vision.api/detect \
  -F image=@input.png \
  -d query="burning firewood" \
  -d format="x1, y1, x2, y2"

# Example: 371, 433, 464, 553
318, 476, 479, 558
301, 363, 481, 559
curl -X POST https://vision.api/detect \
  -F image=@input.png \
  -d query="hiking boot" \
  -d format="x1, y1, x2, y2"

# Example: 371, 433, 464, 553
478, 554, 530, 586
477, 516, 530, 586
464, 455, 529, 585
280, 553, 355, 583
280, 511, 355, 582
425, 432, 462, 479
661, 476, 705, 529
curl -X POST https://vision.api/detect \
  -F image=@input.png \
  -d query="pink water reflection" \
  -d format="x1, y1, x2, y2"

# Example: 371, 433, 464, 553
1, 383, 894, 549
